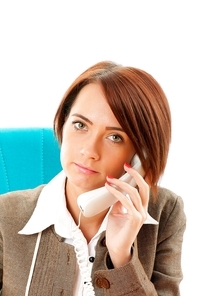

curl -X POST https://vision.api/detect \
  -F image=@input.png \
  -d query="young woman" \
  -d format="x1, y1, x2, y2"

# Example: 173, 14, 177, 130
0, 61, 186, 295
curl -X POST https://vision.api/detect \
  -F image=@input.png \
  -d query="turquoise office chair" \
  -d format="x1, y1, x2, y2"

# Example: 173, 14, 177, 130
0, 128, 62, 194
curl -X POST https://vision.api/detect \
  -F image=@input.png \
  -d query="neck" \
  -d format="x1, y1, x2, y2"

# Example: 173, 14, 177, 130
65, 182, 108, 242
79, 210, 108, 242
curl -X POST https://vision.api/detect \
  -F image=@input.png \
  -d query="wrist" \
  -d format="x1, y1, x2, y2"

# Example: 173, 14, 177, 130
107, 248, 133, 269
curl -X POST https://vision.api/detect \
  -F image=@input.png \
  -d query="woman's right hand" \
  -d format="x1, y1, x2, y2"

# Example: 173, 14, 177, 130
104, 163, 150, 268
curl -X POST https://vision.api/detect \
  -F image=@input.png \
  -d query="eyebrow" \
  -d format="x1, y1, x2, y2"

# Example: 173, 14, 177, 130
71, 113, 125, 132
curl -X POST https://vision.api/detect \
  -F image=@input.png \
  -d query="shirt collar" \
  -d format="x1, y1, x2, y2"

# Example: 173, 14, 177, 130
19, 170, 72, 236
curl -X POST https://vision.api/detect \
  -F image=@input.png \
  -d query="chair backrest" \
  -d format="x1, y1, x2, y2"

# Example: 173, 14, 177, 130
0, 127, 62, 194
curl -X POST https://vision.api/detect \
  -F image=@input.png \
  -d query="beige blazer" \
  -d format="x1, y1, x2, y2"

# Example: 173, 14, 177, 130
0, 185, 186, 295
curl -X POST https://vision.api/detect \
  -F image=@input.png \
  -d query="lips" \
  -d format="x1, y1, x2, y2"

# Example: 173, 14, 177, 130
74, 163, 98, 174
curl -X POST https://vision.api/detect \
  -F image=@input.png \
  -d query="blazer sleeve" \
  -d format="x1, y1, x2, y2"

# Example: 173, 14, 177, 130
94, 194, 186, 295
151, 195, 186, 295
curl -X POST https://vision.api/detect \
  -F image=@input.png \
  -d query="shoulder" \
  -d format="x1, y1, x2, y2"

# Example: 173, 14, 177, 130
0, 185, 45, 223
155, 186, 184, 208
149, 187, 186, 229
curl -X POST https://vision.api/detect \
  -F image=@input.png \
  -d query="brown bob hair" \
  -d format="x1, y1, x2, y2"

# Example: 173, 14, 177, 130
54, 61, 171, 195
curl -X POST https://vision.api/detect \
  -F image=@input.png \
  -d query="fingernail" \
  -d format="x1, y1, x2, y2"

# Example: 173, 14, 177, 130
124, 163, 132, 168
107, 175, 114, 179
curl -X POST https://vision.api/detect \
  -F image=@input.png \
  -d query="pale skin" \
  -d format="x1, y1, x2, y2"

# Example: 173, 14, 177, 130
60, 82, 149, 268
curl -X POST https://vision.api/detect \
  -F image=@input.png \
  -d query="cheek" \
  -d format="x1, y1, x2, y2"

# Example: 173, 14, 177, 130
60, 136, 73, 171
60, 126, 72, 168
60, 132, 80, 172
106, 153, 133, 179
60, 143, 67, 171
104, 157, 125, 179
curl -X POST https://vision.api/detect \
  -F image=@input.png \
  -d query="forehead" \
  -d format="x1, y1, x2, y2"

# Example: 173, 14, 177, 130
73, 83, 105, 104
69, 83, 121, 126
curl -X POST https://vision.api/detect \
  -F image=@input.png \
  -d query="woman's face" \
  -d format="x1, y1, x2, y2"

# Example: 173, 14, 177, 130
61, 83, 135, 194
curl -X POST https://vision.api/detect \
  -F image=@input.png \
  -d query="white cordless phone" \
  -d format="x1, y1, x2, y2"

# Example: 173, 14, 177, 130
77, 154, 145, 217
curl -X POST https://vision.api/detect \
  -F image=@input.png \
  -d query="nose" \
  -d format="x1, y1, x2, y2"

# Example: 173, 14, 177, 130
80, 136, 100, 160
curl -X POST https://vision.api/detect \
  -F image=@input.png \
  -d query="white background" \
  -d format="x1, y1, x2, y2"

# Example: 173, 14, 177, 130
0, 1, 196, 294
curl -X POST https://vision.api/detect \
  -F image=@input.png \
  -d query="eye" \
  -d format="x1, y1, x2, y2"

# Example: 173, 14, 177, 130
73, 121, 87, 130
108, 134, 123, 143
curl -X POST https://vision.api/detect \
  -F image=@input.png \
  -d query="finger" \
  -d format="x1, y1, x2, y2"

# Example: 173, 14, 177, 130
106, 182, 147, 223
106, 174, 149, 210
105, 180, 144, 215
123, 165, 150, 208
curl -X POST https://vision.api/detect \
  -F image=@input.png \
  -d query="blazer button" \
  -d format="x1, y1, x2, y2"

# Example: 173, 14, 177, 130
95, 277, 110, 289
